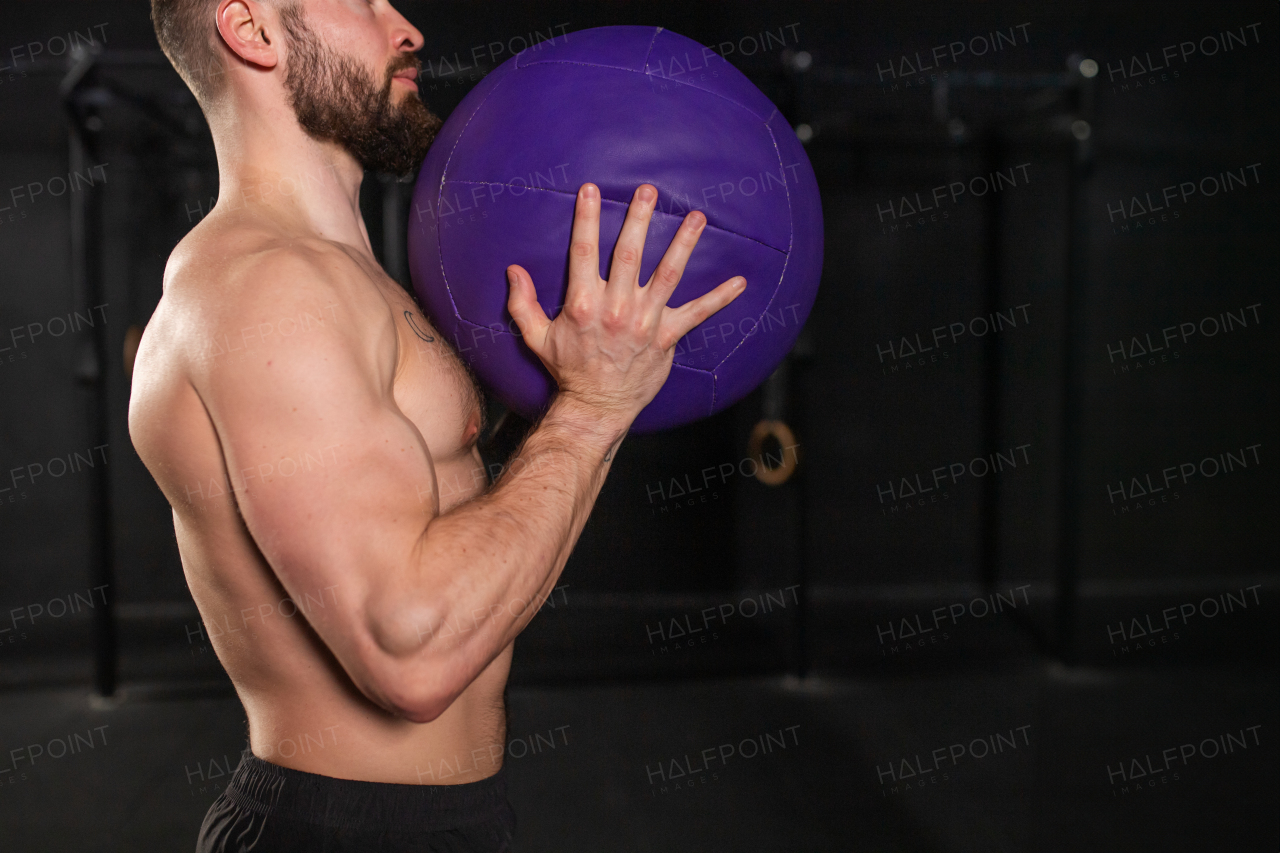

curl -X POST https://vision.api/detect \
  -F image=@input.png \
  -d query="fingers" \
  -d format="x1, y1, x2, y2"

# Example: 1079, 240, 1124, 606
607, 184, 658, 294
566, 184, 602, 303
645, 210, 707, 314
658, 276, 747, 350
506, 265, 552, 355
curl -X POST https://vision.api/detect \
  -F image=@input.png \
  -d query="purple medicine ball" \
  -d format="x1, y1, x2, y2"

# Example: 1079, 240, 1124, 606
408, 25, 823, 432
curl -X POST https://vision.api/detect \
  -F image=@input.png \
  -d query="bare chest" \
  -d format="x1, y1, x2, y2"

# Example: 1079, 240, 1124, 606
382, 285, 484, 462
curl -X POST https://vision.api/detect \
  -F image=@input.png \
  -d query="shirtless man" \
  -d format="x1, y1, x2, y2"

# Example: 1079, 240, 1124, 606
131, 0, 745, 850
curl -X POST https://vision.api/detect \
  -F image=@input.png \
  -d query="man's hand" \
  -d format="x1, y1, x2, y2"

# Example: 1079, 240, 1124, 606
505, 183, 746, 429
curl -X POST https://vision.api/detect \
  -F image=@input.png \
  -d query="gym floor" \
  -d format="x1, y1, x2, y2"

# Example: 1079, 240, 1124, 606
1, 663, 1273, 852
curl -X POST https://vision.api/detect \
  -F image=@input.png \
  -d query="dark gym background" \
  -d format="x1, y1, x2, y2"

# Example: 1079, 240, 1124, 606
1, 1, 1275, 850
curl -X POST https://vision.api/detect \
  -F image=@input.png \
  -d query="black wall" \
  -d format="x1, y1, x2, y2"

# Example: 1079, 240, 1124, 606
0, 1, 1274, 687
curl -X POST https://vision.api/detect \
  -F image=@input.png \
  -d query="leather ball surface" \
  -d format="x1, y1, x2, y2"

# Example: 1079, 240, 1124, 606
408, 25, 823, 432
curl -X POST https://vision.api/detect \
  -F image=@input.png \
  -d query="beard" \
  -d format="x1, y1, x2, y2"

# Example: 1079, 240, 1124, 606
278, 5, 442, 175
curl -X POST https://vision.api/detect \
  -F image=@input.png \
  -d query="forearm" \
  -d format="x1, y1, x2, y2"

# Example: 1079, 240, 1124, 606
433, 395, 621, 634
377, 395, 624, 698
484, 394, 625, 594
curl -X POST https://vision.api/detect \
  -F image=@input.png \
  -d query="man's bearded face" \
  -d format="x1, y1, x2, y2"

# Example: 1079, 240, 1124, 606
279, 5, 441, 175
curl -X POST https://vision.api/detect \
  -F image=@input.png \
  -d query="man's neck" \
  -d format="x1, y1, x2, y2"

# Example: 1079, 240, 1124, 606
210, 107, 374, 259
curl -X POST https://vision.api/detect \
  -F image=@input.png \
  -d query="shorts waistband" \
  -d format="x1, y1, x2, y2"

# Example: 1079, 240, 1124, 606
223, 753, 511, 832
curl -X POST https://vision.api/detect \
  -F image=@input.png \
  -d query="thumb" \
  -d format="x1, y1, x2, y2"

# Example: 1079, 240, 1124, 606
505, 265, 551, 355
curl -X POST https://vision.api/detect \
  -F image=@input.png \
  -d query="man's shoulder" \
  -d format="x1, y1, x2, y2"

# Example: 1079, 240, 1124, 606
157, 223, 390, 366
164, 222, 355, 314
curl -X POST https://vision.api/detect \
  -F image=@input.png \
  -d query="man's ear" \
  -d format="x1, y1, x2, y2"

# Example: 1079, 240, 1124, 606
216, 0, 281, 70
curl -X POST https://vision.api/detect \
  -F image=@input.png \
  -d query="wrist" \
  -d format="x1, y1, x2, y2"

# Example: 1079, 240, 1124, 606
545, 392, 630, 449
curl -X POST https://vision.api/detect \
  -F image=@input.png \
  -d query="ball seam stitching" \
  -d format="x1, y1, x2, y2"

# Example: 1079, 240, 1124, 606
442, 182, 788, 254
642, 26, 662, 69
434, 68, 519, 322
443, 192, 788, 380
435, 34, 800, 416
452, 314, 716, 376
515, 59, 773, 121
706, 115, 797, 408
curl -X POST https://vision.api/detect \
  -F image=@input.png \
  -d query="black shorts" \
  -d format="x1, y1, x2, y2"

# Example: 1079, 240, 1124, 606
196, 753, 516, 852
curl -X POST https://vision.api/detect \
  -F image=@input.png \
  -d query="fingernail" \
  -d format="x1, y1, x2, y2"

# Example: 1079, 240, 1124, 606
736, 277, 747, 289
638, 185, 657, 202
581, 183, 598, 199
507, 269, 516, 286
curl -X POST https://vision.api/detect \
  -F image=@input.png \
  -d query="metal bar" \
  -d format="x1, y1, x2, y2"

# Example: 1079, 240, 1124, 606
792, 379, 809, 680
1054, 122, 1095, 665
974, 132, 1055, 655
64, 60, 118, 698
28, 49, 173, 77
812, 67, 1074, 90
978, 129, 1005, 594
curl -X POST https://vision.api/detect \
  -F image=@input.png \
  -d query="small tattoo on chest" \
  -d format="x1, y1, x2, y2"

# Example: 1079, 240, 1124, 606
404, 310, 436, 343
